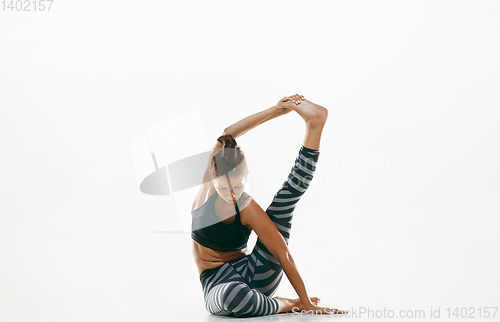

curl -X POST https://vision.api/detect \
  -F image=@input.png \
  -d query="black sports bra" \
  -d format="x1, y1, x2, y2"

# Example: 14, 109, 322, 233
191, 191, 252, 252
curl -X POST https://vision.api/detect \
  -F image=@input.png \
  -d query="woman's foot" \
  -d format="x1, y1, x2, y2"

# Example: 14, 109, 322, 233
290, 99, 328, 127
273, 296, 320, 313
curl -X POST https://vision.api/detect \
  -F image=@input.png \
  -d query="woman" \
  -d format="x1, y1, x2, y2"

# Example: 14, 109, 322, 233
191, 94, 348, 317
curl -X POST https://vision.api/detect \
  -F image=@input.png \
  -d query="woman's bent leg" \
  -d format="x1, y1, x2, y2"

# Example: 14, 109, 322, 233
201, 262, 279, 317
205, 281, 279, 317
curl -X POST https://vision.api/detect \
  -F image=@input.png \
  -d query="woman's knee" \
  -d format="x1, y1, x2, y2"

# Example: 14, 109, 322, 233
219, 281, 274, 317
219, 281, 252, 312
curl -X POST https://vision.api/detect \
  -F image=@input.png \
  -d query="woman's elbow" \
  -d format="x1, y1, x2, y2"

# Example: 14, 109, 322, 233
276, 249, 292, 264
223, 127, 233, 136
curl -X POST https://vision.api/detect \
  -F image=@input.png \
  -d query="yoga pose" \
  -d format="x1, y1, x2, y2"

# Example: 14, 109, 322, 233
191, 94, 348, 317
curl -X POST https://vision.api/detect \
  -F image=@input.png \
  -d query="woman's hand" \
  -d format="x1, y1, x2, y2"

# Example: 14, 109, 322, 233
302, 303, 349, 315
272, 94, 306, 116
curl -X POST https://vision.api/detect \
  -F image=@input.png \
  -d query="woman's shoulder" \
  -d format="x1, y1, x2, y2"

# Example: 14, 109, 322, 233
239, 191, 253, 210
241, 191, 252, 201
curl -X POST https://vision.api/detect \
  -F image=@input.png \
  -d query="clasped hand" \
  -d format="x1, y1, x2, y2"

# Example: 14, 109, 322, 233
272, 94, 306, 116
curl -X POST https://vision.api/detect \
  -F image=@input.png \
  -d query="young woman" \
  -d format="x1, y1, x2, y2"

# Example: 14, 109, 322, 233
190, 94, 348, 317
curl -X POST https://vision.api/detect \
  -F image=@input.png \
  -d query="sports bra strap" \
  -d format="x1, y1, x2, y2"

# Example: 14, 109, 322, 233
235, 195, 251, 217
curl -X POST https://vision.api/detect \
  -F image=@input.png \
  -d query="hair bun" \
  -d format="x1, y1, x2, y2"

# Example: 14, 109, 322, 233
218, 134, 236, 148
218, 134, 238, 160
211, 134, 246, 179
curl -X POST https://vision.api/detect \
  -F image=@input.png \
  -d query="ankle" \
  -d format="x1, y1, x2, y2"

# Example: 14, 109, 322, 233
307, 106, 328, 127
273, 296, 292, 313
306, 117, 327, 129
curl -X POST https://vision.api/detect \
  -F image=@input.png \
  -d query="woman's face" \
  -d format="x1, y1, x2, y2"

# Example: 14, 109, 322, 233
212, 172, 247, 204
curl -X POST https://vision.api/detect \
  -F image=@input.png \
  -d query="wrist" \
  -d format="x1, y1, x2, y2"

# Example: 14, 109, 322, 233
266, 105, 278, 115
301, 296, 313, 307
258, 106, 280, 124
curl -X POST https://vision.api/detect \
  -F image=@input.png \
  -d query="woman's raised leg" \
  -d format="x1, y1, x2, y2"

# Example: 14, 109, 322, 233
246, 101, 328, 298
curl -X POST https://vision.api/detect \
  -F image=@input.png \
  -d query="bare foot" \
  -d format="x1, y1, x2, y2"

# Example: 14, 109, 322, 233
273, 296, 320, 313
289, 99, 328, 127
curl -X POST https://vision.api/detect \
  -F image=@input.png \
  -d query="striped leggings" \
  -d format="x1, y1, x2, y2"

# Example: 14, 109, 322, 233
198, 145, 320, 317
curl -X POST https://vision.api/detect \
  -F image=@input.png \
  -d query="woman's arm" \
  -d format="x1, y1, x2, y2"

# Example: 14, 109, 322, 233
196, 106, 278, 189
223, 106, 277, 139
224, 96, 296, 139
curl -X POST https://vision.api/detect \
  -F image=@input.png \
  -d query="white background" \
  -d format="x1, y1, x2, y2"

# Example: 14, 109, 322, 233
1, 1, 499, 321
